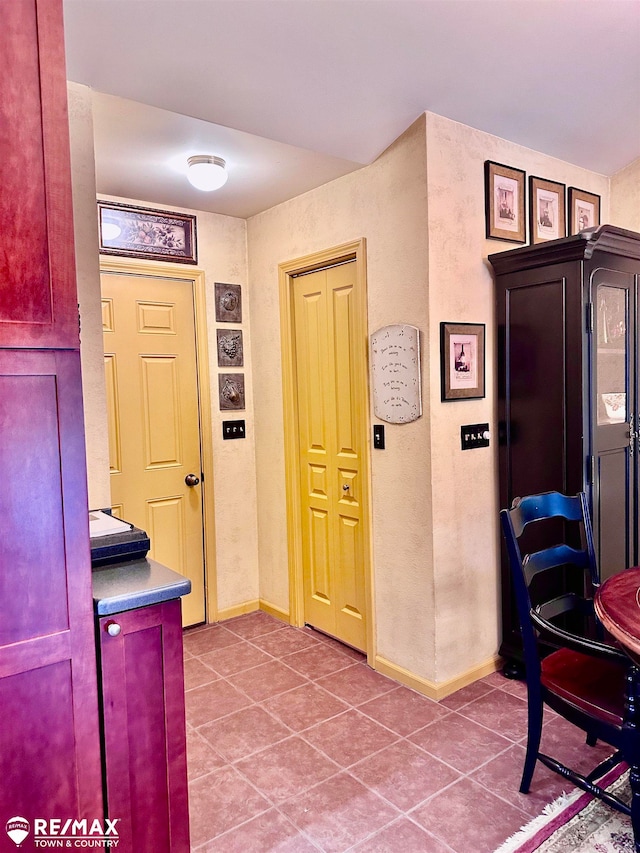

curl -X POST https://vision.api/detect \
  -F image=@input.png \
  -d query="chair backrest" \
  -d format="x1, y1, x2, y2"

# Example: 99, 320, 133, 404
500, 491, 599, 678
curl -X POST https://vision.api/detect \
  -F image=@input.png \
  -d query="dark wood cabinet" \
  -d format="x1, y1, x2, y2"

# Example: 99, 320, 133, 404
490, 225, 640, 665
0, 0, 103, 824
98, 599, 190, 853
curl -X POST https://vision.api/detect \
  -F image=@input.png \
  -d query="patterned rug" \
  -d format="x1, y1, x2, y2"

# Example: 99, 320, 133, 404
494, 765, 635, 852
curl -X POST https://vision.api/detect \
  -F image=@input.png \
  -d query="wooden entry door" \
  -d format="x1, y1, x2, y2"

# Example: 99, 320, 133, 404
101, 271, 205, 626
292, 260, 369, 651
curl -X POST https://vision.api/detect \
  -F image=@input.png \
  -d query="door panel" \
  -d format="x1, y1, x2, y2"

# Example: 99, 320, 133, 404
0, 0, 79, 347
99, 600, 190, 853
0, 350, 102, 820
101, 272, 205, 626
141, 356, 181, 467
592, 270, 635, 580
597, 450, 631, 579
293, 261, 368, 650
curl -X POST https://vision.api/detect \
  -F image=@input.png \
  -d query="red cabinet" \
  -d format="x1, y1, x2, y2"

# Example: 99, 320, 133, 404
98, 600, 190, 853
0, 0, 80, 349
0, 0, 103, 827
0, 350, 102, 819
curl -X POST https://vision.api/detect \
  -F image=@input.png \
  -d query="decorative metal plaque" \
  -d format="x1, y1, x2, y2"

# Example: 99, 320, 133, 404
218, 373, 245, 410
216, 329, 244, 367
214, 282, 242, 323
370, 324, 422, 424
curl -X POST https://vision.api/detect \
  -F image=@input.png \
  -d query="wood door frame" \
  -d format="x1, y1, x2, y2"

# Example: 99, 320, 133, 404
100, 257, 218, 622
279, 239, 375, 664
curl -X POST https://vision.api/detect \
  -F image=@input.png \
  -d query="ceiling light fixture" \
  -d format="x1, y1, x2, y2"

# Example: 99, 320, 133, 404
187, 155, 228, 191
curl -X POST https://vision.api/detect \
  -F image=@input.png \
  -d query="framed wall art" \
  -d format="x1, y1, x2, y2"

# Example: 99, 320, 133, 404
568, 187, 601, 235
97, 200, 197, 263
440, 322, 485, 401
215, 282, 242, 323
216, 329, 244, 367
485, 161, 526, 243
529, 176, 566, 244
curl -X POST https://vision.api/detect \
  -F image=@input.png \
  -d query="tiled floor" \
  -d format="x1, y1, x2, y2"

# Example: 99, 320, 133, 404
183, 612, 614, 852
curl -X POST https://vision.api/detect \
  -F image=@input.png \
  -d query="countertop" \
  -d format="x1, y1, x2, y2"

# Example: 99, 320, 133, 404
92, 557, 192, 616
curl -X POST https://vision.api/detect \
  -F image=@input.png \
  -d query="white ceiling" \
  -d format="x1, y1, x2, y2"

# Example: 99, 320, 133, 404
63, 0, 640, 219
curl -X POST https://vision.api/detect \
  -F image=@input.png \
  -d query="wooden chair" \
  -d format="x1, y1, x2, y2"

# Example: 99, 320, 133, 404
500, 490, 640, 848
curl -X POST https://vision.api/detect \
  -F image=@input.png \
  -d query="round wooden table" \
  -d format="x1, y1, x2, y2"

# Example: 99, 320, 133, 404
595, 567, 640, 665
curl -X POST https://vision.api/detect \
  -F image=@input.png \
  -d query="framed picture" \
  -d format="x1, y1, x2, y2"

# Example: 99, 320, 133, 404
216, 329, 244, 367
440, 322, 486, 401
97, 200, 197, 263
215, 282, 242, 323
529, 176, 566, 244
568, 187, 601, 235
484, 161, 526, 243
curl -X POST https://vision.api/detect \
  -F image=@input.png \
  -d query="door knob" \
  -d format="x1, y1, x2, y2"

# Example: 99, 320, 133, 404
185, 473, 200, 487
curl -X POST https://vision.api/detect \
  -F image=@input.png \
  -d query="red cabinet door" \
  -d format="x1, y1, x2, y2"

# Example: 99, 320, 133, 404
0, 0, 80, 348
0, 349, 102, 820
99, 599, 190, 853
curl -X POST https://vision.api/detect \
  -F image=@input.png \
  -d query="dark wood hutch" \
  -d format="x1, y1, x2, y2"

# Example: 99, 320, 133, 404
490, 225, 640, 669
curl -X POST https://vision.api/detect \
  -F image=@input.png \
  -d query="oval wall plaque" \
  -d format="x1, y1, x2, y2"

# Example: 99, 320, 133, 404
370, 324, 422, 424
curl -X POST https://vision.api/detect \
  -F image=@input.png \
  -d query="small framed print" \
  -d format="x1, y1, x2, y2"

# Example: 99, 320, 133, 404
568, 187, 601, 235
216, 329, 244, 367
485, 161, 526, 243
97, 200, 197, 263
218, 374, 245, 410
440, 322, 485, 401
529, 177, 566, 244
215, 282, 242, 323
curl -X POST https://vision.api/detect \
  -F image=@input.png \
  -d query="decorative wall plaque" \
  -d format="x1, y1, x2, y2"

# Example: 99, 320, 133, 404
216, 329, 244, 367
218, 373, 245, 410
370, 324, 422, 423
215, 282, 242, 323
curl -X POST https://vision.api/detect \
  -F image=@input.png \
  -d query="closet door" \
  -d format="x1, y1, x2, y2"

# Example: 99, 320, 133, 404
0, 0, 80, 348
591, 268, 636, 580
0, 350, 103, 819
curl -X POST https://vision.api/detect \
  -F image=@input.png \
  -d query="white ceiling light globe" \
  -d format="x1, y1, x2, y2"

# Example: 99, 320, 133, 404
187, 155, 228, 191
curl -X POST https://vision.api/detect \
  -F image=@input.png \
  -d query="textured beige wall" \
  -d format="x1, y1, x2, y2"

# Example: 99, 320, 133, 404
67, 82, 111, 509
611, 158, 640, 232
70, 84, 626, 685
425, 112, 610, 681
248, 111, 613, 686
94, 192, 258, 613
247, 117, 436, 678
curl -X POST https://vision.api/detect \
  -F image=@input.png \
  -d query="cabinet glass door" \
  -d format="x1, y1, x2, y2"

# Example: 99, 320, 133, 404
592, 270, 635, 579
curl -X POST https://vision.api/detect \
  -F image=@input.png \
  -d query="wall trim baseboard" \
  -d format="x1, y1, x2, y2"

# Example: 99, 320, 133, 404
216, 600, 260, 621
374, 654, 503, 701
259, 599, 290, 623
215, 599, 290, 624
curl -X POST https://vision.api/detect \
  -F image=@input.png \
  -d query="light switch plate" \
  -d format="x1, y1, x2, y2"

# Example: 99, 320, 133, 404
461, 423, 490, 450
223, 419, 246, 440
373, 424, 385, 449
